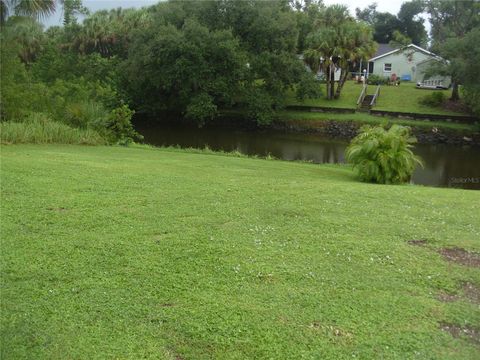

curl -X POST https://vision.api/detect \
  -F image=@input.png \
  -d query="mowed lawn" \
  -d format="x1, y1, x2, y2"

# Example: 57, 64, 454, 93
1, 145, 479, 359
287, 81, 467, 116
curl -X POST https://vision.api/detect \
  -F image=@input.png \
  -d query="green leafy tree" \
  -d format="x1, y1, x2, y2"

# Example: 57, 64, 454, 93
423, 0, 480, 101
346, 125, 423, 184
291, 0, 324, 53
123, 0, 318, 125
2, 16, 45, 64
396, 0, 427, 47
355, 1, 426, 46
0, 30, 32, 120
425, 28, 480, 113
192, 0, 316, 118
123, 18, 247, 124
61, 0, 88, 25
426, 0, 480, 53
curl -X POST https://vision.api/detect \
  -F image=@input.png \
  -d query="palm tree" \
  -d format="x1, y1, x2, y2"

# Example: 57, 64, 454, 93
2, 16, 45, 63
334, 22, 376, 99
0, 0, 55, 24
304, 27, 338, 99
304, 5, 350, 100
304, 4, 376, 100
70, 7, 151, 58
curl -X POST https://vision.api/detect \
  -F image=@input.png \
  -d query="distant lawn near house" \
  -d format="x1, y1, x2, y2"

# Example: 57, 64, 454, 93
287, 81, 468, 116
2, 145, 479, 359
287, 81, 364, 109
374, 83, 465, 115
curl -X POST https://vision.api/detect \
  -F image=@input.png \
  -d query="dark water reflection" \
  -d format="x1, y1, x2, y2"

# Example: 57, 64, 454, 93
136, 123, 480, 190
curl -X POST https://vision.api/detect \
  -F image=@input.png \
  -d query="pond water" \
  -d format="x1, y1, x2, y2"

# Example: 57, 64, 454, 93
135, 123, 480, 190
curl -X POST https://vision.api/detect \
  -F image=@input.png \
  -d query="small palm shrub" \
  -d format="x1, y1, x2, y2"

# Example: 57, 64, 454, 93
345, 125, 423, 184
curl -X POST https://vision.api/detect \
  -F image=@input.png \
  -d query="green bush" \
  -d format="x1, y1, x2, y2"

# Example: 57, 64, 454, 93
367, 74, 389, 85
419, 92, 446, 108
64, 101, 109, 129
462, 85, 480, 117
245, 89, 276, 126
185, 93, 218, 127
345, 125, 423, 184
103, 105, 142, 145
0, 113, 106, 145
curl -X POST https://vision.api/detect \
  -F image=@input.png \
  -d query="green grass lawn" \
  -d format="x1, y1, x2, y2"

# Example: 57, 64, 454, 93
2, 145, 479, 359
287, 81, 468, 116
287, 81, 364, 109
374, 84, 464, 115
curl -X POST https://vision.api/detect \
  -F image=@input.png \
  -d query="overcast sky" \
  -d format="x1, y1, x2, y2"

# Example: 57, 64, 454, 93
43, 0, 419, 28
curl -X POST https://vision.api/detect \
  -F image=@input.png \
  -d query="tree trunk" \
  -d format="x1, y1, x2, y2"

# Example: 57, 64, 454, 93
325, 65, 332, 100
334, 68, 348, 99
325, 67, 330, 99
329, 64, 335, 99
450, 81, 460, 101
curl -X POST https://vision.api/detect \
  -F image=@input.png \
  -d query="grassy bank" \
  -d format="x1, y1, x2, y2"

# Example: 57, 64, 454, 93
277, 110, 478, 132
1, 145, 479, 359
0, 118, 106, 145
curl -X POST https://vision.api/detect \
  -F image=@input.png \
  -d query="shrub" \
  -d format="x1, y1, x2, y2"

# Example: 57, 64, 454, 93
419, 92, 446, 108
0, 113, 106, 145
245, 89, 275, 126
64, 101, 109, 129
185, 93, 218, 127
103, 105, 142, 145
462, 85, 480, 117
345, 125, 423, 184
367, 74, 389, 85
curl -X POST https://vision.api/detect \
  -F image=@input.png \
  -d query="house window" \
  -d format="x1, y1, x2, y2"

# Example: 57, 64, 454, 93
384, 63, 392, 72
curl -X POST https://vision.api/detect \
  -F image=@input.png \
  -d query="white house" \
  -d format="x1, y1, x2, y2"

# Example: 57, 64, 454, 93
367, 43, 451, 88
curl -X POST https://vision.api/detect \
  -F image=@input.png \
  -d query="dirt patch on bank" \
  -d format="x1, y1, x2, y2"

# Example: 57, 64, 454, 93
463, 282, 480, 304
440, 323, 480, 345
439, 247, 480, 268
437, 282, 480, 304
408, 239, 428, 247
437, 292, 459, 303
46, 207, 68, 212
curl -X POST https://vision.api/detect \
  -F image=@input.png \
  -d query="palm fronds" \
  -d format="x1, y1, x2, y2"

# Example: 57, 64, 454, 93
345, 125, 423, 184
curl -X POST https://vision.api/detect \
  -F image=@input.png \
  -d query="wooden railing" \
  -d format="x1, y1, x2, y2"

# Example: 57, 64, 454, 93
356, 84, 367, 106
370, 85, 380, 107
421, 79, 444, 86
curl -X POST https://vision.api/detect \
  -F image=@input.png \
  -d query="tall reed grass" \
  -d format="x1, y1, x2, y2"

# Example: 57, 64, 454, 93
0, 113, 106, 145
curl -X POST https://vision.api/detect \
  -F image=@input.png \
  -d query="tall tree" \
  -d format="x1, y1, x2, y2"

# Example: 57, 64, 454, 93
290, 0, 324, 53
425, 0, 480, 53
305, 5, 376, 100
124, 18, 248, 125
164, 0, 318, 124
355, 1, 427, 46
397, 0, 427, 47
2, 16, 45, 64
423, 0, 480, 101
61, 0, 88, 25
0, 0, 55, 23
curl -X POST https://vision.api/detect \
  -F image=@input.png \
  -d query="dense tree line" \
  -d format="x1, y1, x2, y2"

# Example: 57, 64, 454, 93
1, 0, 479, 136
355, 1, 428, 46
0, 0, 372, 129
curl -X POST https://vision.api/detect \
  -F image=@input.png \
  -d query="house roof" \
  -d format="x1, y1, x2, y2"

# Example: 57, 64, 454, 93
416, 56, 445, 66
369, 44, 440, 62
372, 43, 396, 59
